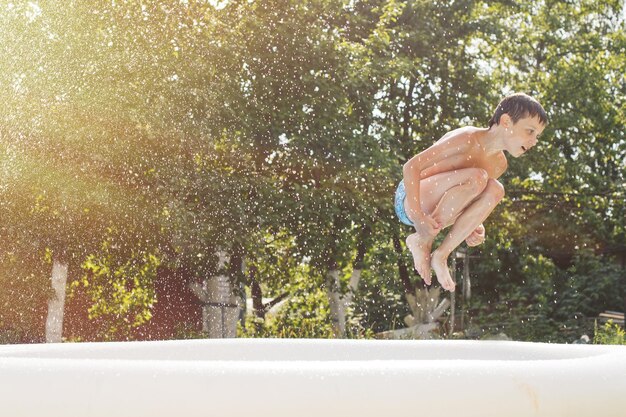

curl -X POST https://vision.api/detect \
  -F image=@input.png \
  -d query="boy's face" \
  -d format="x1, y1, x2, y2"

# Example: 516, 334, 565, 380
501, 114, 546, 158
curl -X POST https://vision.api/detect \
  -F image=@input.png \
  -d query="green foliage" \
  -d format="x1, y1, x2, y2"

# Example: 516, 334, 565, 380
594, 320, 626, 345
0, 243, 50, 344
350, 238, 411, 334
0, 328, 29, 345
240, 266, 335, 338
68, 230, 160, 341
469, 252, 564, 342
556, 251, 623, 319
0, 0, 623, 343
172, 323, 209, 341
469, 248, 622, 343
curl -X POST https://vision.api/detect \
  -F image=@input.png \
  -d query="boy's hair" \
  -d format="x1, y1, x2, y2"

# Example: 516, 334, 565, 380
488, 92, 548, 128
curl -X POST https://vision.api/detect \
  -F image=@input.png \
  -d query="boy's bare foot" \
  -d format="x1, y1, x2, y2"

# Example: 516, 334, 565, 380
405, 233, 434, 284
430, 249, 456, 292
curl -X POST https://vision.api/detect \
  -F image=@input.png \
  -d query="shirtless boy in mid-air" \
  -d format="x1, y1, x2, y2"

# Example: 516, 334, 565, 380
395, 93, 547, 292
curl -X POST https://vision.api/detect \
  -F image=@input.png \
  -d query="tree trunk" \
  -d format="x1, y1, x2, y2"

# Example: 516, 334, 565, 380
392, 232, 416, 294
325, 268, 346, 338
344, 269, 361, 309
250, 263, 265, 320
45, 258, 69, 343
343, 225, 370, 309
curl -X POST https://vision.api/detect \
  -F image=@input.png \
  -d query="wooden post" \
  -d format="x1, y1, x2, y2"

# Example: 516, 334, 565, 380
449, 251, 456, 338
456, 248, 471, 331
189, 249, 240, 338
463, 251, 471, 300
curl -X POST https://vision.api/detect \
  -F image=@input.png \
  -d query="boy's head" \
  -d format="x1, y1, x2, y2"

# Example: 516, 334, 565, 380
488, 92, 548, 129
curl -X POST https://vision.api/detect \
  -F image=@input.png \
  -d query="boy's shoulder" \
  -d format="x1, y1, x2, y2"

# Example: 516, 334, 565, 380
433, 126, 482, 146
433, 126, 508, 177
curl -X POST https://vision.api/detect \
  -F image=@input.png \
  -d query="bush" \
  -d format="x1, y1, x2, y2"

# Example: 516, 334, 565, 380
238, 266, 335, 338
593, 320, 626, 345
469, 250, 622, 343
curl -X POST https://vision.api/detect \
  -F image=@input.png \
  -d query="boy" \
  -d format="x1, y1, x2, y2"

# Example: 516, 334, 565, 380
395, 92, 547, 292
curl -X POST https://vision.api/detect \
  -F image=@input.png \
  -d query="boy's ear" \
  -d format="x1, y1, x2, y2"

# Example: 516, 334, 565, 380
500, 113, 512, 127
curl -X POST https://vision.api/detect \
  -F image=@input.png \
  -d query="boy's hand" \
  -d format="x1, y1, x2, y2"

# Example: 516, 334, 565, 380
414, 213, 442, 237
465, 224, 485, 247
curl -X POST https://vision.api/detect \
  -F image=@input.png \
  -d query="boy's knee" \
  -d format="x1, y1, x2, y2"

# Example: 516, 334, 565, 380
486, 179, 505, 202
468, 169, 489, 193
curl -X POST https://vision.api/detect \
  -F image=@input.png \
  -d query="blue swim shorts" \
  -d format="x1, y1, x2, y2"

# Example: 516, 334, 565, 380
394, 179, 414, 226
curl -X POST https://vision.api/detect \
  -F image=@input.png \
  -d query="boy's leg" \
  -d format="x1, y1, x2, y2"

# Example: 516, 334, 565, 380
428, 170, 491, 229
431, 178, 505, 291
405, 168, 489, 283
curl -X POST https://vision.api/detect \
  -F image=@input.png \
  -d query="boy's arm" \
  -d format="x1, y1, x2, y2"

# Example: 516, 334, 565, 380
402, 133, 473, 222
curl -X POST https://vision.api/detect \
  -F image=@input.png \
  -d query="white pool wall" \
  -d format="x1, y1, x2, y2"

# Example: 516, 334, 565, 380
1, 339, 625, 417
